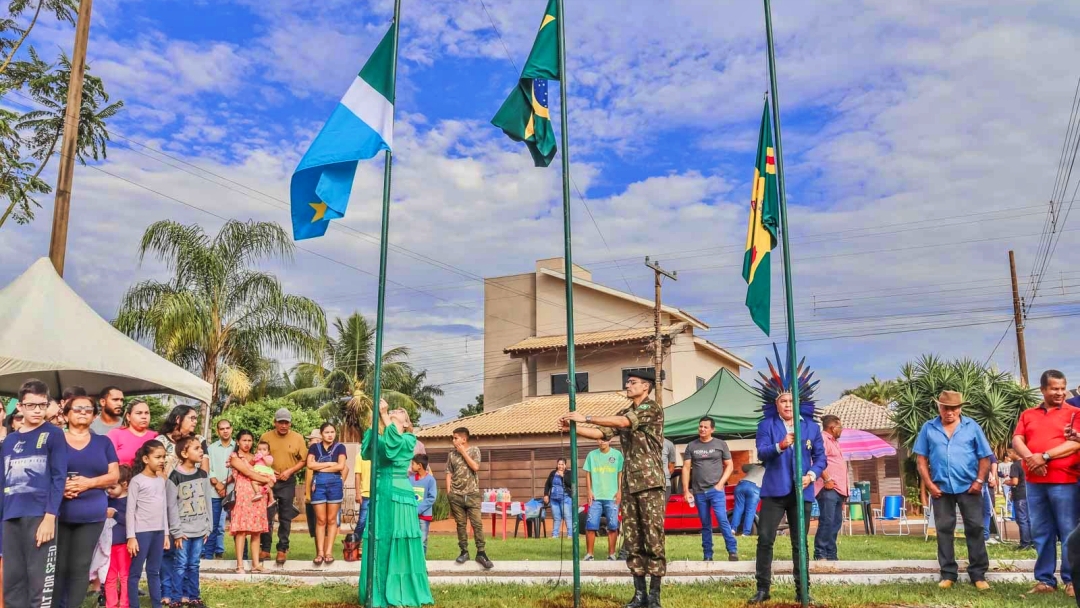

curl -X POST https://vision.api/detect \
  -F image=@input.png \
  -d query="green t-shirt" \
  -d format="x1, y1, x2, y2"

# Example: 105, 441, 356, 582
584, 448, 624, 500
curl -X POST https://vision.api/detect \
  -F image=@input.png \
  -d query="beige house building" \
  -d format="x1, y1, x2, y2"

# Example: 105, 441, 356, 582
418, 258, 752, 503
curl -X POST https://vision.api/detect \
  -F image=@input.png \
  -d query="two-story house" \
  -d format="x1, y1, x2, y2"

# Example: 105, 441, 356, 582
416, 258, 751, 502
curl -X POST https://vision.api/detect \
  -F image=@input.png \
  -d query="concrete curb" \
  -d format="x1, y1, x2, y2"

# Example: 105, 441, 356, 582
199, 571, 1039, 587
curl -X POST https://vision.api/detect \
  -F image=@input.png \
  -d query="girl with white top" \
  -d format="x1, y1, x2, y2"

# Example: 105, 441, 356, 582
126, 440, 172, 608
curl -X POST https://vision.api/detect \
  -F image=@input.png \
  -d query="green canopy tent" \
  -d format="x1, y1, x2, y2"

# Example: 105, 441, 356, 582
663, 368, 762, 442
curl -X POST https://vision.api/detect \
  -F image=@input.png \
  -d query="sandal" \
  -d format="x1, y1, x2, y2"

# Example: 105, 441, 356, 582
313, 556, 324, 566
324, 556, 335, 565
234, 567, 246, 574
252, 564, 267, 573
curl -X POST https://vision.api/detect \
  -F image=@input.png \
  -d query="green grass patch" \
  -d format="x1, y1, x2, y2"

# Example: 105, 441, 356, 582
124, 580, 1067, 608
221, 531, 1036, 563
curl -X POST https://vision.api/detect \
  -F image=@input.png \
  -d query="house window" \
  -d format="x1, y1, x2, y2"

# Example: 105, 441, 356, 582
696, 376, 706, 390
552, 372, 589, 395
622, 367, 663, 386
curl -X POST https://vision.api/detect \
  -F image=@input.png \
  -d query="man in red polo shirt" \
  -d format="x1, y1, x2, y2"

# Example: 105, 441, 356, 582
1013, 369, 1080, 596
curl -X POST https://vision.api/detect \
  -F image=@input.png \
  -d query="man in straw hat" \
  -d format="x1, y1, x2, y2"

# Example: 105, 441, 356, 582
914, 390, 993, 591
561, 368, 666, 608
1012, 369, 1080, 596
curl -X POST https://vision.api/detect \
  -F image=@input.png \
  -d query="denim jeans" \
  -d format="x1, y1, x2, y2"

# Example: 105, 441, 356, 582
732, 481, 760, 535
1016, 498, 1033, 547
174, 536, 205, 600
1027, 482, 1080, 586
419, 519, 431, 555
982, 485, 994, 541
694, 488, 738, 557
161, 545, 178, 601
551, 496, 572, 538
129, 530, 164, 608
202, 497, 226, 559
357, 497, 369, 536
814, 488, 844, 560
1067, 522, 1080, 608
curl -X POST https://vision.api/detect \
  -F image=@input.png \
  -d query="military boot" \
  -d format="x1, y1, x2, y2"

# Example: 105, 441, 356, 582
623, 575, 647, 608
647, 575, 663, 608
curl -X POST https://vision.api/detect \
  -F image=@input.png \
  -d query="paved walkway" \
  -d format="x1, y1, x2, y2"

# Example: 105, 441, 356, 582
200, 558, 1038, 586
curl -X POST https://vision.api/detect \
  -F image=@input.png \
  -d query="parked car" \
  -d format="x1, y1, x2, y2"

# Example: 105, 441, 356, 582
578, 474, 759, 535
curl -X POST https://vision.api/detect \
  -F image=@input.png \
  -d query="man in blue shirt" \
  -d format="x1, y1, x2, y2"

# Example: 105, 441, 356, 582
0, 378, 69, 608
914, 390, 994, 591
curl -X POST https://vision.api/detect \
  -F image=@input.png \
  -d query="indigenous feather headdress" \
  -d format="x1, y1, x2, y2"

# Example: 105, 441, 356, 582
756, 343, 819, 420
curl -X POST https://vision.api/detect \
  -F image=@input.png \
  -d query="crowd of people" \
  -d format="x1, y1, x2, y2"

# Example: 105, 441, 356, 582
0, 379, 440, 608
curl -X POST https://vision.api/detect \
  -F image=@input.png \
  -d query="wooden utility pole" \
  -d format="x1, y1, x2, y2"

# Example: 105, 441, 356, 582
645, 257, 677, 405
1009, 250, 1029, 387
48, 0, 94, 276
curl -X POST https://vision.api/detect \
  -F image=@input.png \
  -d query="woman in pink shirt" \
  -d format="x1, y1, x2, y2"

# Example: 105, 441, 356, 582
107, 400, 159, 467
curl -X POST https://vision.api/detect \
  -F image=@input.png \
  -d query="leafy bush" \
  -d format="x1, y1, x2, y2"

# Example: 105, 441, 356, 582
210, 397, 322, 442
432, 490, 449, 522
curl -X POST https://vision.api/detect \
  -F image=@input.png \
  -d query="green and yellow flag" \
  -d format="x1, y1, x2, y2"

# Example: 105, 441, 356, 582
742, 101, 779, 335
491, 0, 560, 167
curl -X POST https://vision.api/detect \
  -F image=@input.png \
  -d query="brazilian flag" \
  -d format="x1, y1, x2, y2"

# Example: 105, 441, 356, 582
491, 0, 559, 167
742, 101, 779, 335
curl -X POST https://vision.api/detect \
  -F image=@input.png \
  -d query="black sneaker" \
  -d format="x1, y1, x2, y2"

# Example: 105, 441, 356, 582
97, 592, 105, 607
728, 552, 739, 562
455, 551, 470, 564
476, 552, 494, 570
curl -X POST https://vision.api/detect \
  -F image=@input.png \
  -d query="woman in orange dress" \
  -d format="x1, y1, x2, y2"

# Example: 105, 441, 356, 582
228, 430, 277, 573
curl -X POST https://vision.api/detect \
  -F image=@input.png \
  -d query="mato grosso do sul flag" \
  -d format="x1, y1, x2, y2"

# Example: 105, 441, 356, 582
290, 24, 396, 240
742, 100, 779, 335
491, 0, 559, 167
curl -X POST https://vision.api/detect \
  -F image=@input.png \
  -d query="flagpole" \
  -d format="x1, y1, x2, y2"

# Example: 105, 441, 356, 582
763, 0, 808, 605
364, 2, 402, 607
555, 0, 581, 605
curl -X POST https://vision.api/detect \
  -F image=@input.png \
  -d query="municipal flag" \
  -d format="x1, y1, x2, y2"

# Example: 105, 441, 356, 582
491, 0, 559, 167
291, 24, 396, 240
742, 101, 779, 335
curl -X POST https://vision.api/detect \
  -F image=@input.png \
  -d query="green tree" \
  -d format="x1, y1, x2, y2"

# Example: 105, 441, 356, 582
114, 220, 327, 438
0, 4, 123, 229
891, 355, 1040, 456
210, 397, 321, 444
841, 375, 899, 406
458, 394, 484, 418
287, 312, 434, 441
398, 369, 443, 417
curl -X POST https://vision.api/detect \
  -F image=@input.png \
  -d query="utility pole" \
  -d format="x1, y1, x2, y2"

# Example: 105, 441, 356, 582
645, 257, 677, 406
1008, 250, 1029, 387
48, 0, 94, 276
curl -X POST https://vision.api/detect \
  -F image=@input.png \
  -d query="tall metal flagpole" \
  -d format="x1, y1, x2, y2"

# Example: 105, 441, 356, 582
364, 2, 402, 607
555, 0, 582, 605
763, 1, 808, 605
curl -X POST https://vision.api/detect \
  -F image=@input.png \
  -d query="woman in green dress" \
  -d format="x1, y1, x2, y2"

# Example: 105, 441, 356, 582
359, 400, 434, 607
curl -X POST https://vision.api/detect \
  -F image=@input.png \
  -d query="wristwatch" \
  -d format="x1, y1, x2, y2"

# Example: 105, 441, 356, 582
1042, 452, 1052, 461
585, 415, 592, 423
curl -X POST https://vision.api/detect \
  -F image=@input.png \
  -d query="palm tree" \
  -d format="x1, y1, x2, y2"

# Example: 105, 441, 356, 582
0, 0, 78, 75
398, 369, 443, 418
891, 355, 1039, 456
287, 313, 417, 441
841, 375, 899, 406
114, 219, 327, 437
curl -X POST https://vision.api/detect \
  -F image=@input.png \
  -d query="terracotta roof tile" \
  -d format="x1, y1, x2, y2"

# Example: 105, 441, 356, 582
822, 395, 895, 432
504, 323, 687, 355
416, 392, 632, 439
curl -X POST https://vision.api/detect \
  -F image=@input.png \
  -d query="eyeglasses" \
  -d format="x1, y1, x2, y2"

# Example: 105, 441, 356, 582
19, 402, 49, 411
625, 380, 644, 386
70, 407, 95, 414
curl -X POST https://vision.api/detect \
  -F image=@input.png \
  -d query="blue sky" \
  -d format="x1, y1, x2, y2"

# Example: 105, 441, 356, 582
3, 0, 1080, 420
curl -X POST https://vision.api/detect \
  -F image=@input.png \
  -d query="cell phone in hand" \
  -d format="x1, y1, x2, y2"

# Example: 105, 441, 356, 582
67, 472, 78, 479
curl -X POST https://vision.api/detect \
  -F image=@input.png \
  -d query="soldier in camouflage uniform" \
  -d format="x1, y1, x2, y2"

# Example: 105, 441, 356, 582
561, 369, 667, 608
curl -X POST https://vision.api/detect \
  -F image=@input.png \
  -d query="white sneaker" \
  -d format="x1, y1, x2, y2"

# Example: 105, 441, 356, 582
584, 554, 594, 561
985, 538, 1000, 545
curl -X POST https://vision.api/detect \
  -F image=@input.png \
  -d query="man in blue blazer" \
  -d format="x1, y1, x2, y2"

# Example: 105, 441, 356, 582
750, 392, 826, 604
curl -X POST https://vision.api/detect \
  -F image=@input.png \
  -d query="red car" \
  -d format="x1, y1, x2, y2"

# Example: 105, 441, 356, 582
579, 475, 759, 535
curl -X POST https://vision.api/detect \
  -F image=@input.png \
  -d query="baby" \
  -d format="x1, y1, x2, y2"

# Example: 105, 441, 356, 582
251, 441, 276, 505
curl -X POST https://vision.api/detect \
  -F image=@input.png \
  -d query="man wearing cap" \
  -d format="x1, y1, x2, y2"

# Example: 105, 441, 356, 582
1012, 370, 1080, 596
561, 368, 666, 608
259, 408, 308, 565
914, 390, 994, 591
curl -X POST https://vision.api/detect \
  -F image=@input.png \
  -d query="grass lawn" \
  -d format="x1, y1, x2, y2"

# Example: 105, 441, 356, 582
142, 581, 1069, 607
222, 531, 1036, 563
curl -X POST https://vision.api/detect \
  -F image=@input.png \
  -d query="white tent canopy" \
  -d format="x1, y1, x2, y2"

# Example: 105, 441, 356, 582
0, 258, 212, 402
